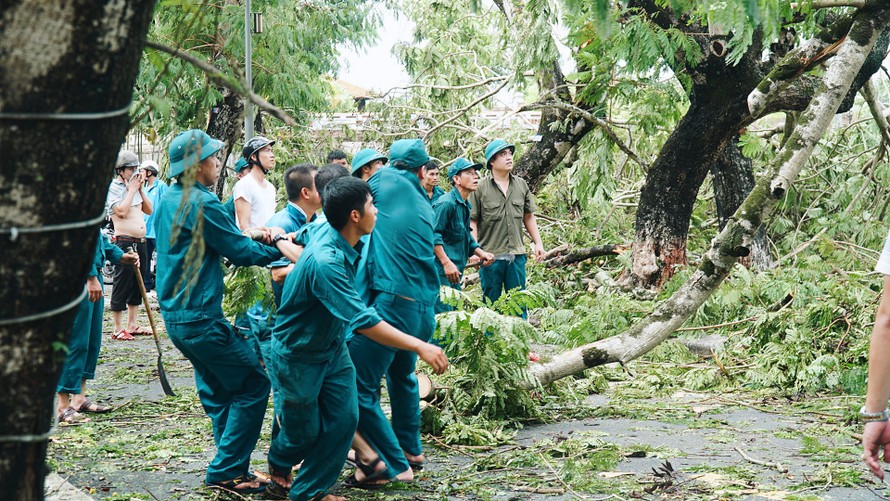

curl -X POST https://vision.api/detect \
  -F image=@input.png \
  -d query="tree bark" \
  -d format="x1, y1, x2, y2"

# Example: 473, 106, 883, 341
207, 88, 244, 199
530, 8, 890, 388
0, 2, 155, 498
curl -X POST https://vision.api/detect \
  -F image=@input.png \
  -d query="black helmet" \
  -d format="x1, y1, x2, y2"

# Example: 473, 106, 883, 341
242, 136, 276, 163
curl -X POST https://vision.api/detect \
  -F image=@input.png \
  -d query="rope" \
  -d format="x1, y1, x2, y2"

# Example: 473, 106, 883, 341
0, 102, 131, 121
0, 285, 87, 326
0, 212, 106, 242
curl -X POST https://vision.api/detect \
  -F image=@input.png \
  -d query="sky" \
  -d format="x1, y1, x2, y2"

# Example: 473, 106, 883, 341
337, 7, 413, 93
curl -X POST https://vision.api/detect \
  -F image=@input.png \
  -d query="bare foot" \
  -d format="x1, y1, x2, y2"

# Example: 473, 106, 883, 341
319, 495, 345, 501
394, 468, 414, 482
404, 452, 425, 463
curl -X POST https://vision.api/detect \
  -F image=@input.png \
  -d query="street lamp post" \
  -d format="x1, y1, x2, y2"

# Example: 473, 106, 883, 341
244, 0, 253, 141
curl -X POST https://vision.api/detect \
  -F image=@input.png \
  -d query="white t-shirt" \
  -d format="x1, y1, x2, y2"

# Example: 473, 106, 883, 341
233, 174, 276, 228
876, 229, 890, 275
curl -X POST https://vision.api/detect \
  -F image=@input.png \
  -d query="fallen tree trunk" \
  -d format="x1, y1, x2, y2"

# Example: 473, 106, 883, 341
530, 8, 890, 387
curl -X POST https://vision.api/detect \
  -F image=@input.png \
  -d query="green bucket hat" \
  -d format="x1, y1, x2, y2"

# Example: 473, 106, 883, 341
234, 157, 249, 173
484, 139, 515, 167
168, 129, 224, 178
388, 139, 429, 170
351, 148, 388, 175
447, 157, 482, 179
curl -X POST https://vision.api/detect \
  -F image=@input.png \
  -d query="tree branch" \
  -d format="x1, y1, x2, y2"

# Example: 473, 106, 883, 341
520, 101, 649, 170
792, 0, 866, 8
144, 41, 297, 126
545, 244, 629, 267
422, 78, 510, 141
747, 13, 854, 118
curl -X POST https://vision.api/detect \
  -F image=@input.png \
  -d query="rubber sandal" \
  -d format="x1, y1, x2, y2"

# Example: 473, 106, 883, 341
112, 329, 135, 341
343, 458, 389, 489
58, 407, 90, 424
129, 326, 152, 336
77, 400, 112, 413
206, 475, 266, 495
408, 459, 425, 471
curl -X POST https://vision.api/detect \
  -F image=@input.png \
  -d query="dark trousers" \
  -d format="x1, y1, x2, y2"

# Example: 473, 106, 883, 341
111, 237, 148, 311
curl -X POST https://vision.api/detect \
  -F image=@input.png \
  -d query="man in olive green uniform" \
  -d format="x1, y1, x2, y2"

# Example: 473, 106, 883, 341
469, 139, 546, 317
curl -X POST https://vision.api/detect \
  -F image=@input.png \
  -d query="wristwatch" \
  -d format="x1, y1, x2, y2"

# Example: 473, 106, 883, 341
859, 406, 890, 423
271, 233, 288, 245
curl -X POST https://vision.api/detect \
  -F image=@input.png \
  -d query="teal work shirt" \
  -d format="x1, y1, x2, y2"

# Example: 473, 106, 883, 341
144, 180, 168, 240
272, 223, 382, 362
427, 186, 445, 205
155, 181, 283, 324
266, 202, 315, 305
366, 166, 439, 305
433, 188, 480, 274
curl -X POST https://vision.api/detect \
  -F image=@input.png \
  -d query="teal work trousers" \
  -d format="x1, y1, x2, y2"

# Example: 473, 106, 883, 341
479, 254, 528, 318
349, 292, 435, 479
167, 318, 270, 484
57, 289, 104, 393
267, 343, 357, 501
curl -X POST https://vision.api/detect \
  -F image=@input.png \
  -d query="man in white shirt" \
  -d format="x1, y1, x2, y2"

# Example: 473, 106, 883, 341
234, 136, 277, 231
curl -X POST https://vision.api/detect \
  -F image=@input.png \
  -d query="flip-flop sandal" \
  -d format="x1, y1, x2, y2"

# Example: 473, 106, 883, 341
58, 407, 90, 424
77, 400, 112, 413
206, 475, 267, 495
112, 330, 135, 341
129, 326, 152, 335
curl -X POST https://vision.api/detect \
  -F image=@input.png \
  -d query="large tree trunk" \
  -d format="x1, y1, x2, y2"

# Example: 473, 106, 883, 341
624, 94, 753, 289
531, 8, 890, 387
0, 2, 155, 498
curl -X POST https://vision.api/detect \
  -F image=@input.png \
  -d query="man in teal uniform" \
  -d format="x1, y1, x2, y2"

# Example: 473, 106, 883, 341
348, 138, 440, 482
422, 160, 445, 203
433, 158, 494, 314
469, 139, 546, 318
56, 231, 138, 422
154, 129, 301, 496
266, 177, 447, 500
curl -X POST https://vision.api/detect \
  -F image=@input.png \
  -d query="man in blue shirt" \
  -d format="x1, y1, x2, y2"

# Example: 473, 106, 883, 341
155, 129, 301, 496
266, 177, 447, 501
433, 158, 494, 314
349, 138, 440, 483
141, 160, 166, 292
267, 163, 321, 304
